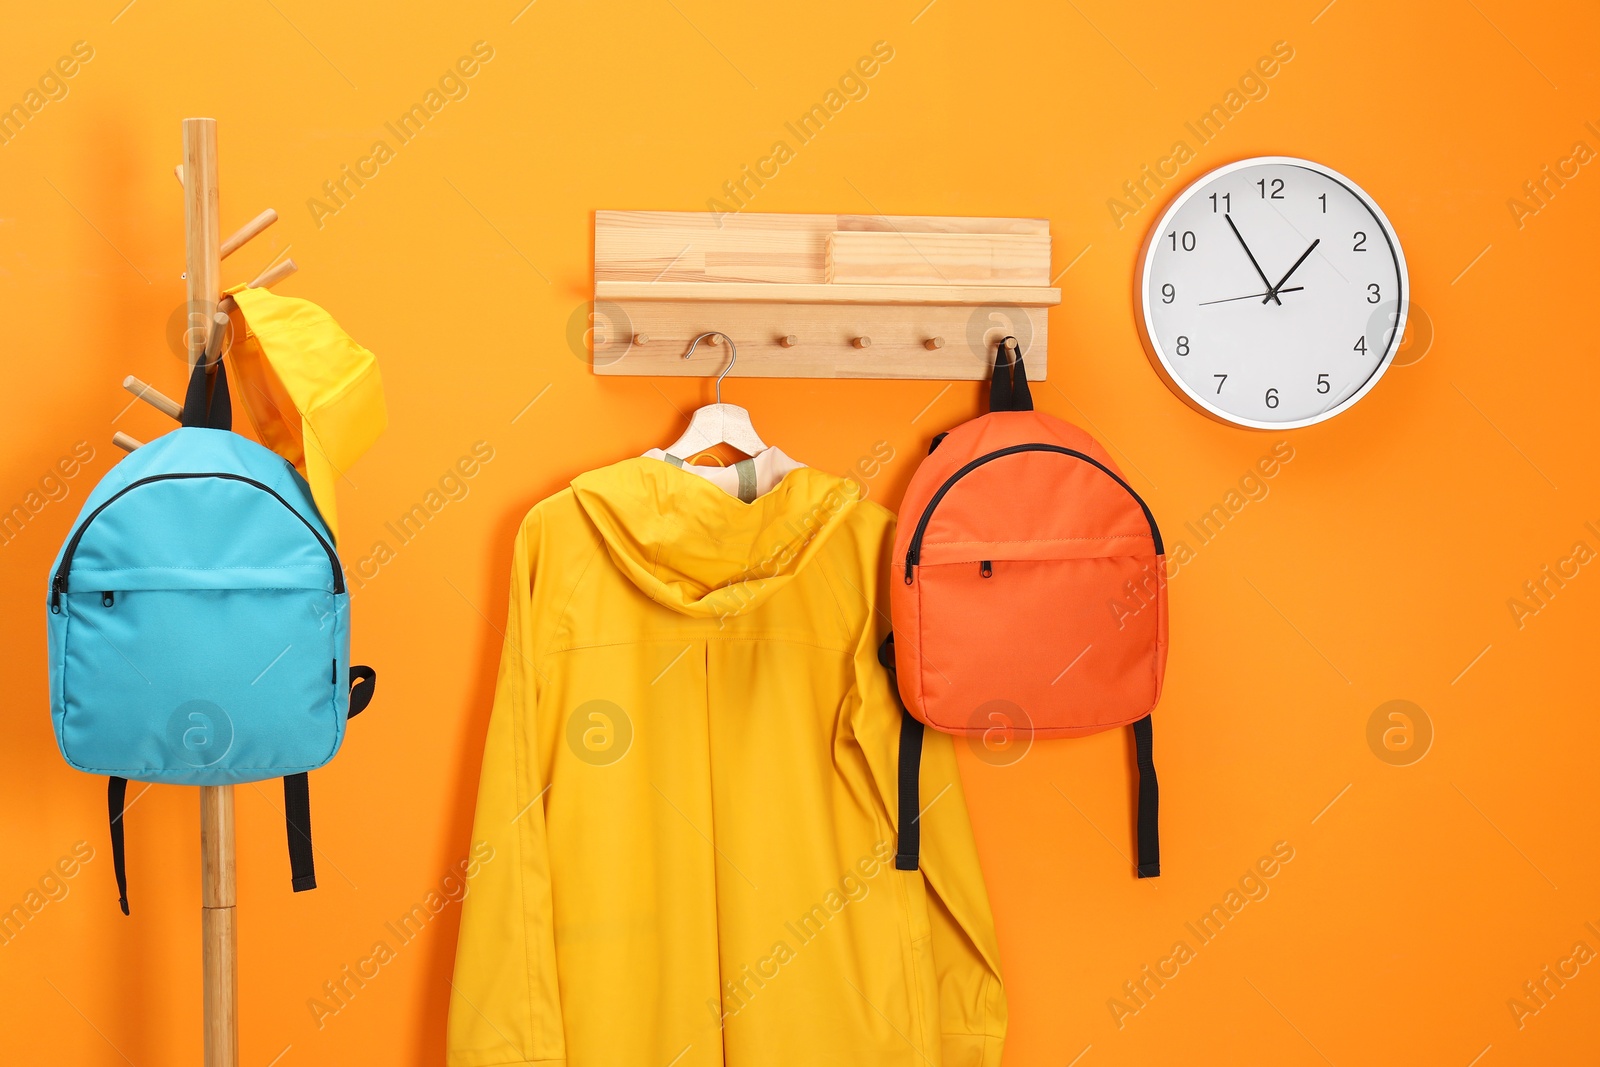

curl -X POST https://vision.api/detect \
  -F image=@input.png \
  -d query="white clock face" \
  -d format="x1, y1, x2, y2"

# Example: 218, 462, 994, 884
1137, 157, 1408, 429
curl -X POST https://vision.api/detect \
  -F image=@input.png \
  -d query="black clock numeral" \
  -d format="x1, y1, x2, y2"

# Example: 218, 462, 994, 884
1352, 231, 1368, 252
1175, 335, 1190, 356
1161, 283, 1175, 304
1317, 373, 1330, 394
1168, 230, 1196, 252
1265, 387, 1280, 409
1257, 177, 1285, 199
1367, 283, 1381, 304
1353, 336, 1367, 355
1318, 193, 1327, 213
1214, 374, 1228, 394
1209, 192, 1231, 213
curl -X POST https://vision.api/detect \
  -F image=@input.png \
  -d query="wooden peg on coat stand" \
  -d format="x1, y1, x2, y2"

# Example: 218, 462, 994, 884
219, 257, 298, 313
203, 311, 229, 365
123, 375, 183, 421
112, 431, 145, 452
220, 209, 277, 260
249, 257, 297, 291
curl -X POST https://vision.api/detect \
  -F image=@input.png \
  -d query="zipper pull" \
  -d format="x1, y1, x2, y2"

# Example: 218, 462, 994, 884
980, 560, 992, 578
50, 574, 65, 614
101, 591, 115, 607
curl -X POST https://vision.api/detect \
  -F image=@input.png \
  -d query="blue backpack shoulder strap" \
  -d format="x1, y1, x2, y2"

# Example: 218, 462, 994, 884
108, 777, 129, 914
181, 348, 232, 430
105, 670, 377, 912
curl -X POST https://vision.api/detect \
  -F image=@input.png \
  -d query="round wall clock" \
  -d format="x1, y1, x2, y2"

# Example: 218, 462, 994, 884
1135, 156, 1408, 430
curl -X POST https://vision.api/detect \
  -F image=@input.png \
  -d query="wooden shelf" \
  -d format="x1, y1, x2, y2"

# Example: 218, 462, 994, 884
594, 281, 1061, 307
593, 210, 1060, 380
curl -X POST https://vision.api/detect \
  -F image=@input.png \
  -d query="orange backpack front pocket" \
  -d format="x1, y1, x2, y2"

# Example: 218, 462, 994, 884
897, 443, 1166, 738
913, 551, 1164, 736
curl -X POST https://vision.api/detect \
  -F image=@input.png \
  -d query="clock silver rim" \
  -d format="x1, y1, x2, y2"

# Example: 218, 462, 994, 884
1136, 155, 1410, 431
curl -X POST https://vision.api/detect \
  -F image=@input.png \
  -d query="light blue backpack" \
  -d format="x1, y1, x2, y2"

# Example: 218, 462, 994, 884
46, 356, 375, 913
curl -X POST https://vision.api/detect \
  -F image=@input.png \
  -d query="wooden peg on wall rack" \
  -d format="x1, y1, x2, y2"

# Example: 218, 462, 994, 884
112, 431, 144, 452
923, 336, 945, 350
633, 334, 650, 346
851, 336, 871, 349
220, 209, 277, 260
123, 375, 183, 421
778, 334, 798, 348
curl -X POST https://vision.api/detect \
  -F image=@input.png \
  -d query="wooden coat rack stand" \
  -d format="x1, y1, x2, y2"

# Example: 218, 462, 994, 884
114, 116, 301, 1067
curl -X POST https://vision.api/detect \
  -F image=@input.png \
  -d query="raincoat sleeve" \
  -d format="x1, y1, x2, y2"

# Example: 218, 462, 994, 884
850, 530, 1008, 1067
447, 509, 567, 1067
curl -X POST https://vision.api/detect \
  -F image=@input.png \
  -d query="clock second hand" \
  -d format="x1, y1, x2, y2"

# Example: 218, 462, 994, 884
1197, 286, 1304, 306
1224, 213, 1283, 306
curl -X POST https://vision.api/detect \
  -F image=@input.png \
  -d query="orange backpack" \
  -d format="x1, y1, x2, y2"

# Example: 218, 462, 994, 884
884, 340, 1167, 878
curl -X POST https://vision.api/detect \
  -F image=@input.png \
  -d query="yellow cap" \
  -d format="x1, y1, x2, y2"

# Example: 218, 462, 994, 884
225, 285, 386, 541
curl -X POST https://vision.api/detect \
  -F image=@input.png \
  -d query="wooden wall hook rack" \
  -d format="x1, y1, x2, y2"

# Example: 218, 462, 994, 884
592, 211, 1058, 380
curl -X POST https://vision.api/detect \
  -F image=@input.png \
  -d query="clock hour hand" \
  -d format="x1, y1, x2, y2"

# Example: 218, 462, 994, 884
1262, 238, 1320, 303
1197, 286, 1304, 306
1224, 213, 1282, 306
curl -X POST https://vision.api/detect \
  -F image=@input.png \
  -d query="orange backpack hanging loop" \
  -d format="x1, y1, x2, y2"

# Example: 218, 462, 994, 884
886, 339, 1167, 878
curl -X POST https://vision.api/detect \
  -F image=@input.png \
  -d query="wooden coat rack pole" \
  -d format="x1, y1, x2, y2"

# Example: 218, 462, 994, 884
183, 116, 239, 1067
118, 120, 299, 1058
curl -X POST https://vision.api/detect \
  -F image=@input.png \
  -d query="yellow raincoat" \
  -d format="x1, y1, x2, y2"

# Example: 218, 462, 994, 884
447, 458, 1006, 1066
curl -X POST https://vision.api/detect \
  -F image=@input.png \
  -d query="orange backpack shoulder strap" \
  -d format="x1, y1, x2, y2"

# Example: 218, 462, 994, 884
989, 337, 1033, 412
879, 633, 924, 871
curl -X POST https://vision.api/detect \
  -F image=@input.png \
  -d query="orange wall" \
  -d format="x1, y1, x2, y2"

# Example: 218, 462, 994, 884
2, 1, 1597, 1064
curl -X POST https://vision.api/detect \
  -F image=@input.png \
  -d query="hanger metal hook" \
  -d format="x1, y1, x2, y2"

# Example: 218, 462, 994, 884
683, 331, 736, 405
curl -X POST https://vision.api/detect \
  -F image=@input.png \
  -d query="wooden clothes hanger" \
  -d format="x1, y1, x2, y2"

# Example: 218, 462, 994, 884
664, 331, 770, 459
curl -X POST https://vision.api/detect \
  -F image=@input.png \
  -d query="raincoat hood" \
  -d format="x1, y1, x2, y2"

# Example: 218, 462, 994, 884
225, 286, 386, 542
571, 457, 862, 620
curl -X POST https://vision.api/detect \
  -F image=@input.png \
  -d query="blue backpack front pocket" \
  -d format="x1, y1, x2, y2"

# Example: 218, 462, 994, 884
58, 584, 348, 784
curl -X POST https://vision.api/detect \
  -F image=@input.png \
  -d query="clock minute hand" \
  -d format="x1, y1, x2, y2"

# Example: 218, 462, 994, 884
1262, 238, 1320, 304
1224, 213, 1282, 306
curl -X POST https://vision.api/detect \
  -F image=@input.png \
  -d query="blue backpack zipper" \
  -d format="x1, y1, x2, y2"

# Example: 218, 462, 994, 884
51, 471, 343, 612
